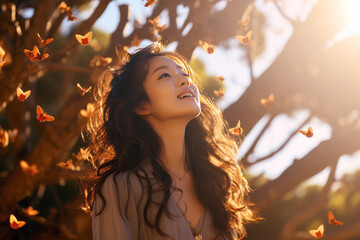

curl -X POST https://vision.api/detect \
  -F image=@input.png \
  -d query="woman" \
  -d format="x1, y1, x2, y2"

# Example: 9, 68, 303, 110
82, 42, 256, 240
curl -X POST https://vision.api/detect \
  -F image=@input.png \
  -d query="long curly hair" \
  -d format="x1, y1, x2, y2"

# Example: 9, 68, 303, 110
81, 42, 257, 240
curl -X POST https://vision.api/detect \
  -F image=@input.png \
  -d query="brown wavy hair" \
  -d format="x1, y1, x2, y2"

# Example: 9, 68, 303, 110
81, 42, 257, 240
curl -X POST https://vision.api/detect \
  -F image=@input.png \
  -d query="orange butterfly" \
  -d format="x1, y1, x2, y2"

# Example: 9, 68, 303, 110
77, 83, 92, 96
198, 40, 215, 54
143, 0, 157, 7
213, 88, 224, 98
237, 16, 250, 30
0, 60, 6, 70
148, 16, 167, 34
25, 206, 39, 216
309, 224, 324, 238
58, 1, 71, 13
236, 30, 253, 45
75, 31, 92, 46
131, 34, 142, 47
20, 160, 40, 176
9, 214, 26, 230
216, 75, 225, 82
299, 127, 314, 138
67, 10, 78, 21
24, 46, 49, 62
16, 87, 31, 102
57, 159, 76, 171
260, 93, 274, 107
37, 33, 53, 48
80, 103, 95, 118
328, 211, 344, 226
0, 126, 9, 148
229, 120, 243, 136
72, 148, 88, 161
36, 105, 55, 122
90, 56, 112, 67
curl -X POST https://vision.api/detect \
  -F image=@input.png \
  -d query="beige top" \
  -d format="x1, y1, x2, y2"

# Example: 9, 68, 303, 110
92, 163, 230, 240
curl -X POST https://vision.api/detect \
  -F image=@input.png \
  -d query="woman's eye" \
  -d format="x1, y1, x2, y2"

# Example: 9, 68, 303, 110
159, 73, 171, 79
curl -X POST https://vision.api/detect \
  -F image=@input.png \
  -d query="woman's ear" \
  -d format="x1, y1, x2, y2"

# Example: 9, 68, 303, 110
134, 102, 151, 116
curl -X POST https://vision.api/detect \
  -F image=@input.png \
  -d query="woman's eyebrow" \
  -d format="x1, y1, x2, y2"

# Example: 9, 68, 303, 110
151, 65, 183, 75
152, 65, 168, 75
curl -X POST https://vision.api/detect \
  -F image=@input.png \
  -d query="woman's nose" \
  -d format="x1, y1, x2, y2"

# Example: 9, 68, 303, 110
178, 77, 190, 87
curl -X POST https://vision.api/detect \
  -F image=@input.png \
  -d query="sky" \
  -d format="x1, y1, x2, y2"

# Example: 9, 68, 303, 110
60, 0, 360, 186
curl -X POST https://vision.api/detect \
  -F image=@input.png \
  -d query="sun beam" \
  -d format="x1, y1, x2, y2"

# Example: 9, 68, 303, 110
345, 0, 360, 32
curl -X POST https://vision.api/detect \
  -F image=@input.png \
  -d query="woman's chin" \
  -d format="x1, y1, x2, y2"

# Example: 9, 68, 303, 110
185, 107, 201, 120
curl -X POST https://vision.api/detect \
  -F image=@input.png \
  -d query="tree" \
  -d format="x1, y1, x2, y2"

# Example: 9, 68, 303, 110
0, 0, 359, 239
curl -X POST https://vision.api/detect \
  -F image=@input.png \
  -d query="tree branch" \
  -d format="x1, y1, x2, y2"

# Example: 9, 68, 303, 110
0, 92, 93, 221
103, 4, 129, 58
326, 221, 360, 240
250, 128, 360, 210
43, 62, 91, 74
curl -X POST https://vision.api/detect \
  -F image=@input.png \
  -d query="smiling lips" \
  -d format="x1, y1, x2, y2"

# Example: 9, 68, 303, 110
177, 89, 195, 99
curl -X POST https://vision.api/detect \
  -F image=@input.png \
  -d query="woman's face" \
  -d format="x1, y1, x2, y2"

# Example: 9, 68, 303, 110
140, 56, 201, 122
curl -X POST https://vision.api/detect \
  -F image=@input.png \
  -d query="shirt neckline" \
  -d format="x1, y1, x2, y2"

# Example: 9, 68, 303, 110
170, 192, 207, 233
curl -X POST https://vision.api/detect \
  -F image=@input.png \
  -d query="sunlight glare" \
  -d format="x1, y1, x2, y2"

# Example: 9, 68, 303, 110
345, 0, 360, 32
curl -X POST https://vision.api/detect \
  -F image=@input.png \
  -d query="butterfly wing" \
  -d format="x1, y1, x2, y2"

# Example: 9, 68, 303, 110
84, 31, 93, 41
36, 105, 44, 116
75, 34, 84, 44
24, 90, 31, 99
67, 11, 78, 21
38, 53, 49, 61
37, 33, 54, 48
20, 160, 29, 170
307, 127, 314, 137
43, 114, 55, 122
25, 206, 39, 216
16, 87, 24, 97
328, 211, 334, 223
33, 46, 40, 57
299, 130, 307, 135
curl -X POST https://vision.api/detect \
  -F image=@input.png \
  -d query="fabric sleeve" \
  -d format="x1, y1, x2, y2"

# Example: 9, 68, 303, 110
92, 173, 140, 240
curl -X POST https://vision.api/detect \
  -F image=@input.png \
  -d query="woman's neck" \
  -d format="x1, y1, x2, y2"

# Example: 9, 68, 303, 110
146, 118, 189, 177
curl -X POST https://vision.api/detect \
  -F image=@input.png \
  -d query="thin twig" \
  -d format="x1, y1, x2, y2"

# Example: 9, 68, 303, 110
241, 114, 274, 166
247, 114, 312, 166
272, 0, 295, 25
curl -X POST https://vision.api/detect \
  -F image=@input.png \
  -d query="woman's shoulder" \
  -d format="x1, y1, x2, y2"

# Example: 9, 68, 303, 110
102, 161, 154, 198
102, 171, 141, 198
